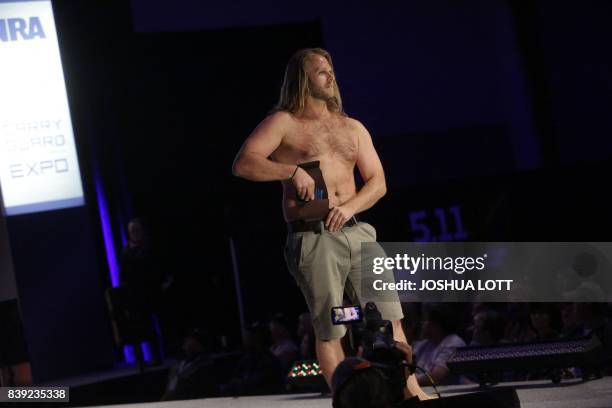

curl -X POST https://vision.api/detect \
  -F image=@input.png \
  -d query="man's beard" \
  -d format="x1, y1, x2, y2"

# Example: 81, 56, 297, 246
310, 84, 335, 102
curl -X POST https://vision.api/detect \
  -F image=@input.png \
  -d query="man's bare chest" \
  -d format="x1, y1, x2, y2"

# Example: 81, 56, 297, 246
282, 120, 358, 162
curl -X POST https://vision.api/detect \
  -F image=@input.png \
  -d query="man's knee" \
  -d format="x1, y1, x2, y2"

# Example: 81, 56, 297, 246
312, 321, 346, 342
316, 337, 342, 347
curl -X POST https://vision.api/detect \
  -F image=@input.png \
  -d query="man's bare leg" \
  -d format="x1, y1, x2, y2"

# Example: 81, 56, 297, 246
316, 338, 345, 389
391, 320, 434, 400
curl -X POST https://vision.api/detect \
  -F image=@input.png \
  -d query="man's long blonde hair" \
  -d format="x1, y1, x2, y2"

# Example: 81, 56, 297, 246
273, 48, 344, 115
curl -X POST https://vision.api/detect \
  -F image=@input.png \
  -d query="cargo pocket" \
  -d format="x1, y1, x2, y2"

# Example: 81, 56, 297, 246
284, 233, 304, 277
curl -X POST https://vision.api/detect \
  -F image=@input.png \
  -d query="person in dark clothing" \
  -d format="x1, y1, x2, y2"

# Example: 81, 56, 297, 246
118, 218, 166, 363
529, 303, 561, 341
332, 342, 420, 408
297, 312, 316, 360
573, 303, 612, 374
221, 321, 284, 396
525, 303, 564, 381
161, 328, 216, 401
469, 309, 506, 346
120, 218, 164, 311
269, 313, 299, 374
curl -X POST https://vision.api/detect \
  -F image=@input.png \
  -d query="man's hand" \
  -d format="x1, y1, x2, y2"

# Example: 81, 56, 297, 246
325, 205, 355, 232
292, 167, 315, 201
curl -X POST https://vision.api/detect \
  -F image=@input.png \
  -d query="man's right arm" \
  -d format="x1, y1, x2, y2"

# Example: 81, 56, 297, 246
232, 112, 296, 181
232, 112, 315, 200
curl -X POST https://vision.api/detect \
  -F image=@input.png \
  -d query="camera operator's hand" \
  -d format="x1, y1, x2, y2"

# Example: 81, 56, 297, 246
393, 341, 416, 390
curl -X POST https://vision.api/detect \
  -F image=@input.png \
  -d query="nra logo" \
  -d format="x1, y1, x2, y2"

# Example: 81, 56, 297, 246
0, 17, 46, 42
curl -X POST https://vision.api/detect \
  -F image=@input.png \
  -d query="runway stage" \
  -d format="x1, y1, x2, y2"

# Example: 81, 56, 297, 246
94, 377, 612, 408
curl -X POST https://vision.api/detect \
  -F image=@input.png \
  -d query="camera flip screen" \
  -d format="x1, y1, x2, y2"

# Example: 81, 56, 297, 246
331, 305, 362, 324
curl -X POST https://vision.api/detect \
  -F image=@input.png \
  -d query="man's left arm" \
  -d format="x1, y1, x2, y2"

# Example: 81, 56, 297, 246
325, 120, 386, 232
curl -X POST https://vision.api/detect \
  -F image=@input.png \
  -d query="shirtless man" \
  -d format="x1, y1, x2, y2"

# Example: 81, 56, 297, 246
232, 48, 430, 399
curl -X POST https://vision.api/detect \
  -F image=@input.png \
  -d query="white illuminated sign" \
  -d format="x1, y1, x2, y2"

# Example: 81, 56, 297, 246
0, 0, 84, 215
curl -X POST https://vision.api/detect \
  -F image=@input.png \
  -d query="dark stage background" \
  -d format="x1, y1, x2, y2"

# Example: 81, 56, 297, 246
2, 0, 612, 383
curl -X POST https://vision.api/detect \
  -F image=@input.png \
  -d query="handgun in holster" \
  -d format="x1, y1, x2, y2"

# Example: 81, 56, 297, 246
287, 160, 330, 222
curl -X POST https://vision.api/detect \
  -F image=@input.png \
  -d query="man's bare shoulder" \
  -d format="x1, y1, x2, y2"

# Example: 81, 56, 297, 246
263, 110, 296, 128
250, 111, 296, 143
344, 116, 370, 140
341, 116, 370, 136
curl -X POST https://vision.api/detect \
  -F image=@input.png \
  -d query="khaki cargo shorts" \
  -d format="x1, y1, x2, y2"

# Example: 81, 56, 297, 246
284, 221, 404, 340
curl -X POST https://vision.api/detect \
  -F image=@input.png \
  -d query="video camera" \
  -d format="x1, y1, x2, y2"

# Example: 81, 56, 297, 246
332, 304, 523, 408
332, 302, 413, 405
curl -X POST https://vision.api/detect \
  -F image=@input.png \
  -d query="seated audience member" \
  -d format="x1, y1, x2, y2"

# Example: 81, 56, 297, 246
269, 313, 299, 373
470, 309, 506, 346
297, 312, 316, 360
556, 303, 612, 378
221, 321, 284, 396
529, 303, 561, 341
574, 303, 612, 373
461, 309, 508, 385
300, 331, 317, 361
401, 303, 422, 345
503, 303, 537, 343
413, 303, 466, 386
560, 302, 581, 338
466, 302, 506, 341
161, 328, 216, 401
525, 304, 565, 381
